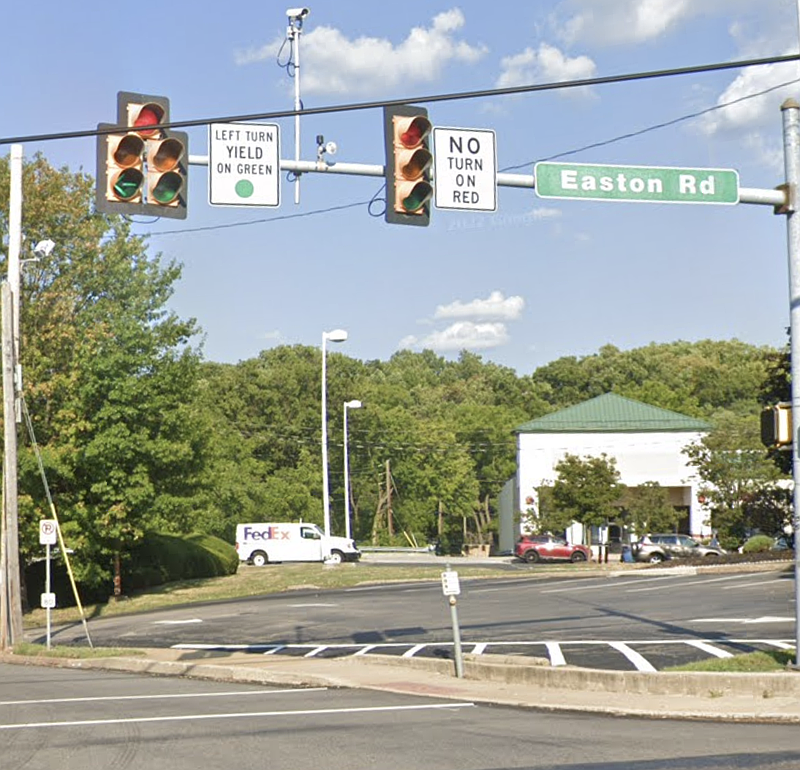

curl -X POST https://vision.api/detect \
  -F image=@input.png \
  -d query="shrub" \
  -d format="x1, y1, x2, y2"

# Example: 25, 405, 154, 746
741, 534, 775, 554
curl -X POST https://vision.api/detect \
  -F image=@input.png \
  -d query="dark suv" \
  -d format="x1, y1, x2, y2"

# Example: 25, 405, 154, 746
631, 534, 725, 563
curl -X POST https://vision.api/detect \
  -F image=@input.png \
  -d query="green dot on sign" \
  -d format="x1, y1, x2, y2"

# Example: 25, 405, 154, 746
235, 179, 254, 198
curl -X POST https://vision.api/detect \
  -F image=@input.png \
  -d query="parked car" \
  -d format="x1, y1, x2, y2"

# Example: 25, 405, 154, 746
515, 534, 592, 564
631, 533, 725, 564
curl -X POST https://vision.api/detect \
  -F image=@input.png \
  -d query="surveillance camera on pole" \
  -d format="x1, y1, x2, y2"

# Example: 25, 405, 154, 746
286, 7, 310, 20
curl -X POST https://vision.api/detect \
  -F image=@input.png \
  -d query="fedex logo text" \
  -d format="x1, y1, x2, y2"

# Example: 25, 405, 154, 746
243, 526, 291, 541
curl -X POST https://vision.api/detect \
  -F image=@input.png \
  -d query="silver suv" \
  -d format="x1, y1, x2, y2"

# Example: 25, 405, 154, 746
631, 534, 725, 564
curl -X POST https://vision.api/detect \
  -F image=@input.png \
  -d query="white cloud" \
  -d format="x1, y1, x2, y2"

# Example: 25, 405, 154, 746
400, 322, 510, 352
497, 43, 595, 90
554, 0, 698, 47
697, 60, 800, 136
434, 290, 524, 321
235, 9, 488, 96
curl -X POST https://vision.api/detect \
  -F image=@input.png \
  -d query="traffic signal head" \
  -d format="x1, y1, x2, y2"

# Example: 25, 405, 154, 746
95, 92, 188, 219
760, 403, 793, 448
384, 105, 432, 226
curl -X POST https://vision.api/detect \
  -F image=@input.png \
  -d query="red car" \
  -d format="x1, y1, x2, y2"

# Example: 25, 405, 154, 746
515, 534, 592, 564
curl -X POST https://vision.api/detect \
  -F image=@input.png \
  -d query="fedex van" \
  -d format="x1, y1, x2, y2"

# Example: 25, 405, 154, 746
236, 522, 360, 566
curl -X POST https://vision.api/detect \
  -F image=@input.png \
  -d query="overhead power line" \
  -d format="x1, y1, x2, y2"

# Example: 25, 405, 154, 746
1, 53, 797, 147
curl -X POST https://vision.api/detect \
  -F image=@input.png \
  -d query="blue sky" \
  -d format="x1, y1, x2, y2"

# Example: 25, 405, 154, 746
3, 1, 800, 373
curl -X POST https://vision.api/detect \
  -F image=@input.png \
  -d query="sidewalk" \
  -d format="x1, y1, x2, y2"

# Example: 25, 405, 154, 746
6, 646, 800, 724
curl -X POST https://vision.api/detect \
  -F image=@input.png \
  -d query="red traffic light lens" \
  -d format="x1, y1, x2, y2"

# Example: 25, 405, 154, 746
399, 116, 431, 148
132, 103, 165, 137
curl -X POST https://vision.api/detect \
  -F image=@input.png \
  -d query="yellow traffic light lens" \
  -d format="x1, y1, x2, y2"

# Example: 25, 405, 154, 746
113, 134, 145, 168
400, 148, 432, 180
150, 138, 185, 172
151, 171, 183, 205
112, 168, 144, 201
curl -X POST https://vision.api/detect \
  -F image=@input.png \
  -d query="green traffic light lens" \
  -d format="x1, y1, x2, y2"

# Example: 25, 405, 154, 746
402, 182, 433, 213
112, 168, 144, 201
151, 171, 183, 205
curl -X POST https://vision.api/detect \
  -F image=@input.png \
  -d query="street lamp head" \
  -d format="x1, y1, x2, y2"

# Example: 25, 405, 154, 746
33, 239, 55, 258
345, 400, 362, 409
323, 328, 348, 343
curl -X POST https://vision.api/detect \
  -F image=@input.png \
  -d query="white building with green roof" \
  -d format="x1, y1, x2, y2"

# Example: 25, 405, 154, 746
510, 393, 712, 549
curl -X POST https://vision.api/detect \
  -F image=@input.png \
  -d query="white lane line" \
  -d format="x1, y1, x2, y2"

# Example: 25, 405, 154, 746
607, 642, 657, 672
625, 573, 753, 593
472, 643, 487, 655
721, 579, 787, 590
304, 646, 327, 657
685, 641, 734, 658
691, 617, 793, 624
0, 688, 327, 708
288, 603, 338, 608
763, 640, 795, 650
541, 575, 681, 594
263, 645, 286, 655
154, 619, 203, 625
0, 702, 477, 732
403, 644, 426, 658
545, 642, 566, 667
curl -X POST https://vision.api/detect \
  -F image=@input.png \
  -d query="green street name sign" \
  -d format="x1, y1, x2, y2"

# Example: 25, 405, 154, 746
534, 161, 740, 205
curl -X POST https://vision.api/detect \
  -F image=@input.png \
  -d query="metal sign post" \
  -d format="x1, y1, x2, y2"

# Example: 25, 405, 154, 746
441, 565, 464, 678
39, 519, 57, 649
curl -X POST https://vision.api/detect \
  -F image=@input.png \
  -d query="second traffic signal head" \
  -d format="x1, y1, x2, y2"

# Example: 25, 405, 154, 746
384, 105, 432, 226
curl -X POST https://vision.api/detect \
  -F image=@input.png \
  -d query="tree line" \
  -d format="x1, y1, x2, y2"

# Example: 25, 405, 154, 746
1, 155, 789, 595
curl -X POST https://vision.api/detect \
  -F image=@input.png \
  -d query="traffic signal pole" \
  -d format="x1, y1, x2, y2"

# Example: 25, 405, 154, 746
780, 98, 800, 669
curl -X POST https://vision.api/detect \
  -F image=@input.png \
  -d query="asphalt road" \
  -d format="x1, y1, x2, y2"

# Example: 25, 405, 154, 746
37, 567, 795, 671
4, 663, 800, 770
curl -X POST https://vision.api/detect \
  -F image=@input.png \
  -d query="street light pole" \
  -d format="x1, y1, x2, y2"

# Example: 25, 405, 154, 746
321, 328, 348, 538
343, 399, 362, 541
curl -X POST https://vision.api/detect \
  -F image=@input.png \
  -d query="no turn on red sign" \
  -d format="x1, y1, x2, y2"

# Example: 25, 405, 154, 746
433, 127, 497, 212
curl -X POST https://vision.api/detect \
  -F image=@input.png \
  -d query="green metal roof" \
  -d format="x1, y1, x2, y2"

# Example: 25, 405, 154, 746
514, 393, 711, 434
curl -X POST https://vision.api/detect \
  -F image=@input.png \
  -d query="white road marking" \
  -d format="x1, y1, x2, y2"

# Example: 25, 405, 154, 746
303, 646, 327, 657
472, 643, 487, 655
0, 702, 477, 731
541, 575, 680, 593
625, 573, 752, 593
0, 688, 327, 708
288, 603, 338, 608
545, 642, 566, 667
685, 641, 734, 658
154, 619, 203, 625
403, 644, 426, 658
607, 642, 657, 672
721, 579, 787, 590
691, 617, 793, 624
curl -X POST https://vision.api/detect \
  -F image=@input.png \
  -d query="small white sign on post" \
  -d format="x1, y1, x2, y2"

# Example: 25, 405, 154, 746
209, 122, 281, 207
433, 127, 497, 212
441, 569, 461, 596
40, 593, 56, 609
39, 519, 57, 546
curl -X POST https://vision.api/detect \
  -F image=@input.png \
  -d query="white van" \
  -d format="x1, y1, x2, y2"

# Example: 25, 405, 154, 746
236, 522, 360, 566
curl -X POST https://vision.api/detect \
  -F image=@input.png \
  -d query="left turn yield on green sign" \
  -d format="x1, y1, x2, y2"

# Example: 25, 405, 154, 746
209, 122, 281, 207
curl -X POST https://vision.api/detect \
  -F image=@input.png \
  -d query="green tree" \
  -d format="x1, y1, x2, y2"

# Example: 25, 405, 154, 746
3, 153, 206, 595
682, 410, 788, 542
622, 481, 680, 535
551, 453, 624, 540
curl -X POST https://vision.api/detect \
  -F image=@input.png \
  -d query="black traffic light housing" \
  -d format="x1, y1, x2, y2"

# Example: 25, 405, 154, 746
96, 91, 188, 219
760, 402, 793, 448
383, 105, 432, 227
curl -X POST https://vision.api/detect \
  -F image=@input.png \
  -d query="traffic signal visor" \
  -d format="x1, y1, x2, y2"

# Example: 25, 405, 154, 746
392, 114, 432, 216
106, 133, 145, 203
146, 136, 186, 208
